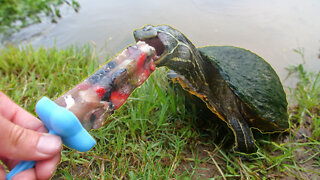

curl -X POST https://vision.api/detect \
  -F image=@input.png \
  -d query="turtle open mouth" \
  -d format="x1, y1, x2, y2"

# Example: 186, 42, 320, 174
139, 36, 165, 62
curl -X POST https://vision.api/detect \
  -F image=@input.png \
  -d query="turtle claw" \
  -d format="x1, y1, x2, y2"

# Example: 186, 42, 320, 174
232, 143, 257, 155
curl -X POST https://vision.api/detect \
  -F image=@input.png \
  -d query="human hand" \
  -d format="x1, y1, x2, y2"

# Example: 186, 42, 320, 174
0, 91, 62, 180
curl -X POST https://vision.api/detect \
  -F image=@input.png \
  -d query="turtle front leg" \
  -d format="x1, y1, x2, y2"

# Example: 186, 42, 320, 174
229, 117, 257, 154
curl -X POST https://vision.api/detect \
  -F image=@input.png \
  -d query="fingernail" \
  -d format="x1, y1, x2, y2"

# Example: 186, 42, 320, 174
37, 134, 62, 155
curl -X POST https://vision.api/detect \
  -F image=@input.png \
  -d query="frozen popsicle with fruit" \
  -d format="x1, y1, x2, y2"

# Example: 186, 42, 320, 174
54, 41, 157, 130
6, 41, 158, 180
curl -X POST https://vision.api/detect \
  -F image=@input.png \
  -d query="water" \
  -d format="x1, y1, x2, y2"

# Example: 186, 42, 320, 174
7, 0, 320, 86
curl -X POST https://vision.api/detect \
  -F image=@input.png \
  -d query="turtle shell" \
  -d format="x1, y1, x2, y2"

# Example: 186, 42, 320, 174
198, 46, 288, 132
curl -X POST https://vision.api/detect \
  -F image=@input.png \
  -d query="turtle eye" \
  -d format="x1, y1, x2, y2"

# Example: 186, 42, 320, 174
143, 25, 153, 31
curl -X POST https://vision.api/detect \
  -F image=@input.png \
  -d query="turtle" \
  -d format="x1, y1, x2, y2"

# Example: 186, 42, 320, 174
133, 25, 289, 154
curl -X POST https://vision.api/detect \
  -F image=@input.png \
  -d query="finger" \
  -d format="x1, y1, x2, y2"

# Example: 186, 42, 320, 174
0, 164, 6, 180
35, 153, 61, 180
0, 91, 46, 132
0, 115, 62, 161
0, 156, 8, 164
12, 168, 36, 180
4, 159, 21, 170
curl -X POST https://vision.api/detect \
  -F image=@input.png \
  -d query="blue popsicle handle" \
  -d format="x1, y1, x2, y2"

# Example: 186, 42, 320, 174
6, 161, 36, 180
6, 97, 96, 180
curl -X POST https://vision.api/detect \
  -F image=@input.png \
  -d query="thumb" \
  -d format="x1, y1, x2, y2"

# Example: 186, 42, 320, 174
0, 115, 62, 161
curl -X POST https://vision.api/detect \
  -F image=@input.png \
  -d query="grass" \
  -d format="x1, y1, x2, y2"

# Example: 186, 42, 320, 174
0, 44, 319, 179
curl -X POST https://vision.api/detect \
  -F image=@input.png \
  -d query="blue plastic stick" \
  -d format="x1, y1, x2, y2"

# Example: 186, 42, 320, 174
6, 97, 96, 180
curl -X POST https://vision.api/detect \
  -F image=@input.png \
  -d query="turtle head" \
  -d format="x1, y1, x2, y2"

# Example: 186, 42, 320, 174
134, 25, 208, 93
133, 25, 193, 67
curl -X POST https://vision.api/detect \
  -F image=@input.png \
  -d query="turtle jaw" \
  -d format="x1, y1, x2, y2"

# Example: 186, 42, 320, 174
133, 25, 170, 66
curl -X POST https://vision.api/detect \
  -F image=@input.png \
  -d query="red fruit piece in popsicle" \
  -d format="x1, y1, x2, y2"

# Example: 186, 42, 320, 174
94, 86, 106, 98
110, 91, 130, 109
150, 61, 156, 71
136, 52, 146, 72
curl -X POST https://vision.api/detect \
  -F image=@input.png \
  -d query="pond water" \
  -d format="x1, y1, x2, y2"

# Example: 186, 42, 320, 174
8, 0, 320, 86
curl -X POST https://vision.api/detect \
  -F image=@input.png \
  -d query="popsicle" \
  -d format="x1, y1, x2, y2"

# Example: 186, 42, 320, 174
54, 41, 157, 130
6, 41, 157, 180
